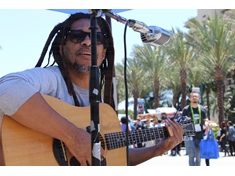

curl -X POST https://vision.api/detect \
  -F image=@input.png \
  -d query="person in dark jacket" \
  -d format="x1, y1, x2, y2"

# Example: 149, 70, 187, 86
182, 91, 207, 166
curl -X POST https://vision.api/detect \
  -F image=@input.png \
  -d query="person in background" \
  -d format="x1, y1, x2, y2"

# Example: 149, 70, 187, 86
120, 116, 134, 148
128, 119, 136, 131
219, 121, 227, 155
203, 119, 213, 166
135, 117, 146, 148
182, 91, 207, 166
146, 118, 154, 128
226, 121, 235, 156
171, 112, 182, 156
120, 116, 132, 132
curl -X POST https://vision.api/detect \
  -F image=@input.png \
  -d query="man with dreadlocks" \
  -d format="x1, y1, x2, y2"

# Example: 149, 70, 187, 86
0, 13, 183, 166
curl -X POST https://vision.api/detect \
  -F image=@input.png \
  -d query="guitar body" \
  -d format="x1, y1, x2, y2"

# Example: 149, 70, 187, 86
0, 95, 127, 166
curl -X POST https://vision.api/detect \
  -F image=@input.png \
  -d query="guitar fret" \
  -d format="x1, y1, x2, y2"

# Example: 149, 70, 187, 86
132, 131, 138, 144
157, 127, 161, 139
139, 130, 142, 143
111, 133, 116, 149
127, 132, 131, 145
112, 132, 117, 149
146, 128, 150, 141
119, 132, 126, 148
149, 128, 155, 140
151, 128, 157, 140
121, 132, 126, 147
114, 132, 118, 149
142, 129, 147, 142
116, 132, 121, 148
149, 128, 155, 141
148, 128, 154, 141
136, 130, 140, 144
110, 133, 114, 149
113, 133, 118, 149
105, 133, 112, 150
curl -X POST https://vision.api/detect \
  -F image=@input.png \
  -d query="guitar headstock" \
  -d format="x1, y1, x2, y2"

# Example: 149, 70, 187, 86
177, 116, 195, 136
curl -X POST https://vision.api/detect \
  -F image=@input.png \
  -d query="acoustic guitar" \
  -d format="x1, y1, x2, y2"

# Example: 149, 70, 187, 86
0, 95, 195, 166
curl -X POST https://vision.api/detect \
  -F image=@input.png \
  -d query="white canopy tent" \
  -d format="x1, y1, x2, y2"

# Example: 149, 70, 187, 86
49, 9, 131, 14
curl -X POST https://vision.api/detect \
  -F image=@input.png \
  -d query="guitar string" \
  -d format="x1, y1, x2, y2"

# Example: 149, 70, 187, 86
105, 122, 195, 150
105, 128, 168, 150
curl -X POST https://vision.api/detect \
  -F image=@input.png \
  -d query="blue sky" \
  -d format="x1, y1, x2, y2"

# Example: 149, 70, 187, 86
0, 0, 233, 78
0, 9, 197, 77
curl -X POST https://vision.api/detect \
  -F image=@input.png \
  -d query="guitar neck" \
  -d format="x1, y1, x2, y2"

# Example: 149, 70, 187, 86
105, 126, 169, 150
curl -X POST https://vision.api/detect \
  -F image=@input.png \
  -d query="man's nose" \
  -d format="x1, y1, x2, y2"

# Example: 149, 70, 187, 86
80, 35, 91, 46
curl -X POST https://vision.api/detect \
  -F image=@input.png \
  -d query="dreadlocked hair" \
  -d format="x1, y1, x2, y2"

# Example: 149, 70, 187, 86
35, 13, 115, 110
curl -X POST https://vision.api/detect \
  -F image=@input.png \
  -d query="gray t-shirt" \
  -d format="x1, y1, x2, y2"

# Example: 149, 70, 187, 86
0, 66, 89, 116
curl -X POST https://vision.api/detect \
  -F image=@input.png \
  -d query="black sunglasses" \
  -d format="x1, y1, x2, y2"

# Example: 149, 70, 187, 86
67, 30, 105, 45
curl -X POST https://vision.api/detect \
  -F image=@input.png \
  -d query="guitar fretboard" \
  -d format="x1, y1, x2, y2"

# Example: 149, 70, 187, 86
104, 126, 168, 150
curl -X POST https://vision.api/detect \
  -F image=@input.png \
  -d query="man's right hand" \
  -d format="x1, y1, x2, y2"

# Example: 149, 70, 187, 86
64, 128, 92, 166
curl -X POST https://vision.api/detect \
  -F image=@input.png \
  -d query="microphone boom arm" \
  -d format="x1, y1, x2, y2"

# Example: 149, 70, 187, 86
102, 9, 170, 46
102, 10, 150, 33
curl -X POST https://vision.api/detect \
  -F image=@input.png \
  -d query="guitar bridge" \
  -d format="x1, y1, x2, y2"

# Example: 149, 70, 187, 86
53, 139, 68, 166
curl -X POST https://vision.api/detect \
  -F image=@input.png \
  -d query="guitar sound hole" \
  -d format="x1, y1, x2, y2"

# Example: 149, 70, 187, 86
53, 135, 106, 166
70, 157, 83, 166
69, 156, 106, 166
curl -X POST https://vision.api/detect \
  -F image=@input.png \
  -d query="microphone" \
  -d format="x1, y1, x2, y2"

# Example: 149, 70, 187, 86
128, 19, 170, 46
102, 10, 170, 46
140, 26, 170, 46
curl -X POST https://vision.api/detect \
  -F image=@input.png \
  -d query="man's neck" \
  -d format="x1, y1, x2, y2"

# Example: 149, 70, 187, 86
190, 103, 199, 108
69, 69, 90, 90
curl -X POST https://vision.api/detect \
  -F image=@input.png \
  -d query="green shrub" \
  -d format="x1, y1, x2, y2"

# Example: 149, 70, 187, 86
211, 126, 219, 139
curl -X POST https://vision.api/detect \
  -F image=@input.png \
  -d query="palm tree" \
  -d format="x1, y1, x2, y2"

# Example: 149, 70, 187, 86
166, 28, 195, 109
115, 58, 147, 119
115, 63, 128, 104
131, 44, 168, 109
163, 67, 182, 109
185, 13, 235, 125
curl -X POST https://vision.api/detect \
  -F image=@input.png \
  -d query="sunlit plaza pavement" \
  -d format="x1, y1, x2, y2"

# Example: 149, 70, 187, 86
137, 150, 234, 166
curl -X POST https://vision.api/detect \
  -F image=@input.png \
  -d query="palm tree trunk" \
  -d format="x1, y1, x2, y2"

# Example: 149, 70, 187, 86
180, 68, 187, 109
216, 80, 224, 125
154, 79, 160, 108
173, 94, 178, 108
215, 66, 225, 125
206, 86, 210, 119
133, 91, 139, 120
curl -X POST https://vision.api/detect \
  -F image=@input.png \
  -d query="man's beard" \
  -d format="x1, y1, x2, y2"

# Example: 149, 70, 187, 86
63, 46, 90, 73
73, 62, 90, 72
192, 100, 198, 104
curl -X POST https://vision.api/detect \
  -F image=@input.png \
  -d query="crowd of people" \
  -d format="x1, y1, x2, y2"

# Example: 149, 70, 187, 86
120, 91, 235, 167
120, 116, 164, 148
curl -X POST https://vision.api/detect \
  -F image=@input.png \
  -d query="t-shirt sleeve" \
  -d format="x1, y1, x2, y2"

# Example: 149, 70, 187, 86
182, 106, 188, 116
201, 105, 207, 119
0, 67, 61, 116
